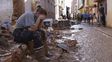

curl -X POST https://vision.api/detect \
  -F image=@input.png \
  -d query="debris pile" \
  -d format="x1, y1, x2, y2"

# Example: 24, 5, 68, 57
49, 25, 83, 62
0, 43, 27, 62
65, 39, 78, 47
0, 22, 83, 62
52, 21, 71, 30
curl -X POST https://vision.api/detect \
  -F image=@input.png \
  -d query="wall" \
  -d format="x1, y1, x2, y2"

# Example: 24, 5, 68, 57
55, 0, 66, 20
107, 0, 112, 27
0, 0, 13, 21
55, 0, 60, 20
25, 0, 32, 12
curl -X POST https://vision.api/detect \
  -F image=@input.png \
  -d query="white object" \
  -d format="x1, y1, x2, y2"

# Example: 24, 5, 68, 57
1, 19, 12, 31
43, 18, 53, 27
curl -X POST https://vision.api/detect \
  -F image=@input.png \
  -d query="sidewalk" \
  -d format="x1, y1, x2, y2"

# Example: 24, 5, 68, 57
75, 24, 112, 62
81, 23, 112, 37
94, 27, 112, 37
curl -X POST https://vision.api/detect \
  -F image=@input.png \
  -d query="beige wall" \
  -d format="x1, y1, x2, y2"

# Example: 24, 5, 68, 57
107, 0, 112, 27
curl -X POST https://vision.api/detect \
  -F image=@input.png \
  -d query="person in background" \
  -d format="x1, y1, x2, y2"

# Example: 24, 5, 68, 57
77, 13, 82, 24
80, 14, 83, 23
93, 13, 97, 25
89, 13, 94, 25
86, 13, 91, 25
99, 4, 106, 27
83, 13, 88, 23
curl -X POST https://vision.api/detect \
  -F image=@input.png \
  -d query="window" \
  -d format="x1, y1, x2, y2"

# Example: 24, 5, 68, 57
61, 1, 63, 4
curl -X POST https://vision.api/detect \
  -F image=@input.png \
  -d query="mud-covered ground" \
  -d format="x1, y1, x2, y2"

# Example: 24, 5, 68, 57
2, 24, 112, 62
51, 24, 112, 62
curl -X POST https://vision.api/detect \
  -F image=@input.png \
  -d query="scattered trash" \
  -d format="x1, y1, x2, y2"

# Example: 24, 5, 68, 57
57, 43, 69, 52
0, 24, 83, 62
65, 39, 78, 47
79, 28, 83, 30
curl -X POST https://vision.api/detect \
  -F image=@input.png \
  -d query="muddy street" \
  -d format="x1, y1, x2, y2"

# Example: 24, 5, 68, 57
54, 24, 112, 62
73, 25, 112, 62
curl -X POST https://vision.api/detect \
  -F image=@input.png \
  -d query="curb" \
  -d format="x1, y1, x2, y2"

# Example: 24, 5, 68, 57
94, 27, 112, 37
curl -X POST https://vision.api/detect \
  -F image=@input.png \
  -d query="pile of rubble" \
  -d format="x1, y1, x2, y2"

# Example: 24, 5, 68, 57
0, 22, 83, 62
46, 30, 79, 62
0, 43, 27, 62
0, 26, 28, 62
52, 21, 71, 30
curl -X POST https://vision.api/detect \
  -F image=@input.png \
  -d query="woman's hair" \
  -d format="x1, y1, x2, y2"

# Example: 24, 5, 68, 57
37, 5, 41, 9
36, 7, 47, 16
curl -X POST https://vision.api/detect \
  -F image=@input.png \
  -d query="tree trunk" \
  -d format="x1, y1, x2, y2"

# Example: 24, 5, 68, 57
12, 0, 25, 20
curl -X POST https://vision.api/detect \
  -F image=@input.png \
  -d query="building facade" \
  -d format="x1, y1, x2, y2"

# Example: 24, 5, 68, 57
94, 0, 108, 27
55, 0, 65, 20
71, 0, 84, 14
71, 0, 78, 16
84, 0, 97, 13
106, 0, 112, 27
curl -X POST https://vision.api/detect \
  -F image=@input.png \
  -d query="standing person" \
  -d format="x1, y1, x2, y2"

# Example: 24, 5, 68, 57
83, 13, 88, 23
82, 13, 86, 23
77, 13, 83, 24
13, 8, 49, 62
80, 14, 83, 23
87, 13, 91, 25
99, 4, 106, 26
90, 13, 94, 25
77, 13, 80, 24
93, 13, 97, 22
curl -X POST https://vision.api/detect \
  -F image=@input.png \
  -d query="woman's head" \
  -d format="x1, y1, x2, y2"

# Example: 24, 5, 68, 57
35, 8, 47, 20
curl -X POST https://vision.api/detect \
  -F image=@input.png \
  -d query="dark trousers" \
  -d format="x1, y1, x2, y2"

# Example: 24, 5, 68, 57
33, 31, 43, 48
13, 28, 43, 48
101, 15, 106, 26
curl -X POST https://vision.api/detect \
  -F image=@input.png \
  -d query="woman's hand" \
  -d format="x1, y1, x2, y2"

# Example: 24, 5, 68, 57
29, 15, 46, 31
28, 24, 37, 31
